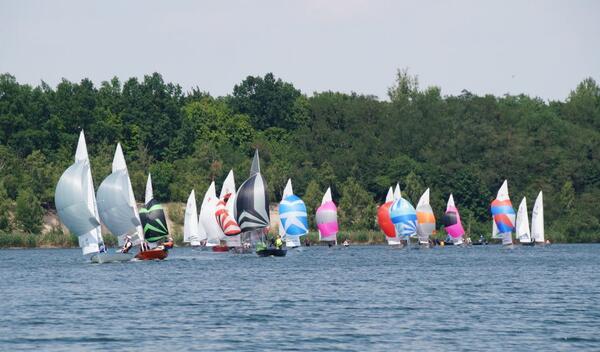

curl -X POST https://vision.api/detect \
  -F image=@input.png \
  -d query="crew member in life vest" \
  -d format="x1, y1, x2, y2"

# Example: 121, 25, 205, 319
163, 237, 174, 250
275, 235, 283, 250
121, 235, 133, 253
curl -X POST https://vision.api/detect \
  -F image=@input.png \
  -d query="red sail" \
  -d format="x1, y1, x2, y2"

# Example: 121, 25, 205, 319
215, 198, 241, 236
377, 201, 396, 238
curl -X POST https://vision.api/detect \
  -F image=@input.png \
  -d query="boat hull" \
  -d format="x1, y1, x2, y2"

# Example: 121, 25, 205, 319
256, 248, 287, 257
135, 248, 168, 260
212, 245, 229, 252
90, 252, 134, 263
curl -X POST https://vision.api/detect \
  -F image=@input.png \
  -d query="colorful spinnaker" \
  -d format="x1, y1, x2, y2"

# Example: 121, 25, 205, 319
531, 191, 545, 244
442, 194, 464, 245
515, 197, 532, 244
316, 187, 338, 242
278, 179, 308, 248
216, 170, 242, 237
491, 180, 515, 245
139, 174, 169, 244
377, 187, 396, 239
390, 197, 418, 238
416, 188, 435, 245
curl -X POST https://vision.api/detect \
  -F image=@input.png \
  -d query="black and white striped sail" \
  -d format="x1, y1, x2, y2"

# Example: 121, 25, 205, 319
55, 131, 104, 255
235, 150, 270, 232
96, 143, 143, 246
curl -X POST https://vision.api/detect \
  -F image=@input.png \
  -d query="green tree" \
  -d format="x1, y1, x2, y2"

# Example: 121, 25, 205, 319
0, 181, 12, 232
338, 177, 376, 230
15, 189, 43, 233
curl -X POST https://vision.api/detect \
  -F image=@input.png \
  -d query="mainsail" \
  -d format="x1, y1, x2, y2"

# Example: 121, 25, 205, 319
377, 186, 396, 240
442, 194, 465, 245
216, 170, 242, 237
235, 151, 270, 232
139, 174, 169, 243
184, 190, 201, 246
416, 188, 435, 244
516, 197, 532, 243
394, 183, 402, 200
96, 143, 143, 246
491, 180, 515, 245
200, 181, 225, 246
55, 131, 103, 255
316, 187, 338, 242
390, 197, 418, 238
531, 191, 545, 243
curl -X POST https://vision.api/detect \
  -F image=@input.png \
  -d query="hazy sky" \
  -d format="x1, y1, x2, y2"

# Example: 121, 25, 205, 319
1, 0, 599, 100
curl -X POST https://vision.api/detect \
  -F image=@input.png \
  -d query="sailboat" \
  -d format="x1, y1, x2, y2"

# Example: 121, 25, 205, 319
491, 180, 516, 247
389, 196, 418, 248
136, 174, 170, 260
531, 191, 545, 245
416, 188, 435, 247
278, 179, 309, 249
55, 131, 132, 263
515, 197, 534, 246
235, 150, 280, 256
216, 170, 242, 248
377, 187, 397, 244
183, 190, 202, 247
442, 194, 465, 245
316, 187, 338, 246
200, 181, 228, 252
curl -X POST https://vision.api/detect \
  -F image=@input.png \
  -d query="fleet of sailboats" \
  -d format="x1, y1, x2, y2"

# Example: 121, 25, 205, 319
55, 132, 551, 263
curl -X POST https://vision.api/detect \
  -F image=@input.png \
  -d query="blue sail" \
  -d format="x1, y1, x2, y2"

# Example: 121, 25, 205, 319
389, 198, 418, 238
278, 195, 308, 236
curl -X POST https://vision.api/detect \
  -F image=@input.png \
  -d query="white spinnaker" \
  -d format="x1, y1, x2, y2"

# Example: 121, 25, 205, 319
184, 190, 201, 246
113, 143, 143, 245
516, 197, 532, 243
200, 181, 225, 246
531, 191, 545, 243
55, 131, 103, 255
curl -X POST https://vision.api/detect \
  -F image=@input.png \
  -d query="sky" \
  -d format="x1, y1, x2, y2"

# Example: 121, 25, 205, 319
1, 0, 599, 101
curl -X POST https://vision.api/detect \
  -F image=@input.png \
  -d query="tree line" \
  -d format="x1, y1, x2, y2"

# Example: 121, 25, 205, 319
0, 70, 598, 243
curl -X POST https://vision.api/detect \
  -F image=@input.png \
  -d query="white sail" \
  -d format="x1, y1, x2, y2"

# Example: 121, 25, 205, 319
184, 190, 201, 246
145, 173, 153, 204
531, 191, 545, 243
200, 181, 224, 246
394, 183, 402, 201
55, 131, 103, 255
516, 197, 532, 243
279, 178, 294, 237
285, 236, 301, 248
385, 187, 394, 203
219, 170, 236, 199
97, 144, 143, 246
322, 187, 332, 204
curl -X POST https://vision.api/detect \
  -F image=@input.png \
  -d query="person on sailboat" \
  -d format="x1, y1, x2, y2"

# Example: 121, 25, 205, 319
269, 236, 276, 248
275, 235, 283, 249
343, 239, 350, 247
163, 237, 174, 249
121, 235, 132, 254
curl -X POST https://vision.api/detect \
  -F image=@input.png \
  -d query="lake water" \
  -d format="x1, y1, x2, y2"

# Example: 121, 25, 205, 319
0, 244, 599, 351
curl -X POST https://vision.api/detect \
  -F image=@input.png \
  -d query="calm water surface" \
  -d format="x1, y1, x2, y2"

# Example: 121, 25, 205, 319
1, 244, 599, 351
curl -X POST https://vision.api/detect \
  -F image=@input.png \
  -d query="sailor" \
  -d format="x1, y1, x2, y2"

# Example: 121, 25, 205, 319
269, 236, 276, 248
163, 237, 174, 249
343, 239, 350, 247
122, 235, 132, 253
275, 235, 283, 249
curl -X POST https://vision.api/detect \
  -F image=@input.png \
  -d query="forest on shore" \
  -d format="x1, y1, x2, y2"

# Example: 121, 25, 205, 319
0, 70, 599, 245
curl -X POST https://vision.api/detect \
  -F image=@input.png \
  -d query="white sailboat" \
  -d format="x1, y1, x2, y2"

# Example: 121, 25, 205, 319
184, 190, 201, 246
531, 191, 545, 245
279, 179, 299, 248
316, 187, 338, 245
199, 181, 227, 251
278, 178, 309, 248
97, 143, 144, 249
218, 170, 241, 247
55, 132, 132, 263
516, 197, 533, 245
